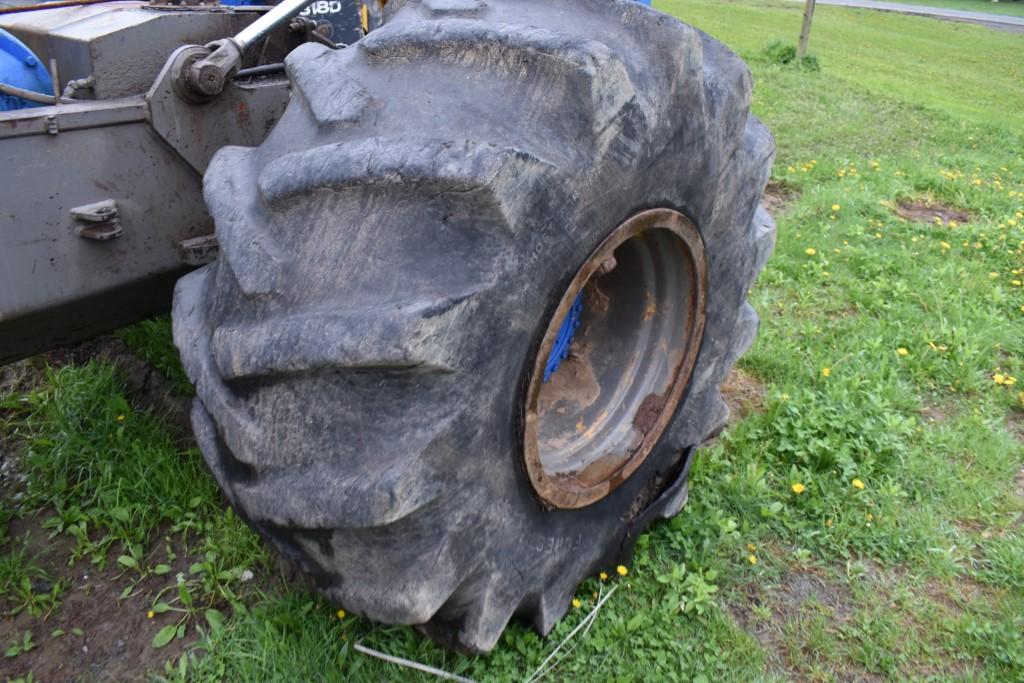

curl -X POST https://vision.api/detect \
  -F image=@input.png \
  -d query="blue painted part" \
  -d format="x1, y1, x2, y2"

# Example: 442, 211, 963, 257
632, 0, 653, 5
0, 28, 53, 111
543, 293, 584, 383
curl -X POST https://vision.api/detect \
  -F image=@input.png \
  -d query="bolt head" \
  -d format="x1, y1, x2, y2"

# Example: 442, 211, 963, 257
194, 63, 225, 96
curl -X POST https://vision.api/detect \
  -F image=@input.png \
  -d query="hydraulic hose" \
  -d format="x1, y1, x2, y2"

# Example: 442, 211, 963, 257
0, 80, 74, 104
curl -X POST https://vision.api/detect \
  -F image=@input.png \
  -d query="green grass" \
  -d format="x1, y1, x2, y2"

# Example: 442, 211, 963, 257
3, 1, 1024, 680
885, 0, 1024, 18
116, 317, 194, 396
668, 0, 1024, 130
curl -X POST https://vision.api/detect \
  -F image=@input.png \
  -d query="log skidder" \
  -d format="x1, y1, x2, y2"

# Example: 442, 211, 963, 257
173, 0, 775, 653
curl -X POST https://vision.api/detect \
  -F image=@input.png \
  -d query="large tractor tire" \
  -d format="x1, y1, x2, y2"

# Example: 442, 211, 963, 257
172, 0, 774, 653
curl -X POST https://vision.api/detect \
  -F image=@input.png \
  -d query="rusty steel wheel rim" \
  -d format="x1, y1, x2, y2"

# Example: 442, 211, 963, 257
523, 209, 708, 509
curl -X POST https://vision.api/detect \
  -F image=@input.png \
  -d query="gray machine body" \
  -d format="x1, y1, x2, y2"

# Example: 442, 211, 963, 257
0, 2, 293, 363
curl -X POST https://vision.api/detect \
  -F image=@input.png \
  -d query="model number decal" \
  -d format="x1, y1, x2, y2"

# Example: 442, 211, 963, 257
301, 1, 344, 16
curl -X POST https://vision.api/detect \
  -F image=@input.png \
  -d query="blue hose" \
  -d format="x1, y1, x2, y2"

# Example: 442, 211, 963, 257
543, 293, 584, 383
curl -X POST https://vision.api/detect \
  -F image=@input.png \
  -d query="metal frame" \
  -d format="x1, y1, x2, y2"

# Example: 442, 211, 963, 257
0, 0, 303, 363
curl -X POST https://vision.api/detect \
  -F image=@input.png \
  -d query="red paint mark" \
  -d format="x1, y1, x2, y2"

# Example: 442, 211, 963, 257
237, 101, 250, 127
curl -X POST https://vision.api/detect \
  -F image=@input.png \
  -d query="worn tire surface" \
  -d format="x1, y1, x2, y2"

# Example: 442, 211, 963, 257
172, 0, 775, 653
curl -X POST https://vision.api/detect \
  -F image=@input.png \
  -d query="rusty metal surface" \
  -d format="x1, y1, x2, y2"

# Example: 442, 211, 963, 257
522, 209, 708, 509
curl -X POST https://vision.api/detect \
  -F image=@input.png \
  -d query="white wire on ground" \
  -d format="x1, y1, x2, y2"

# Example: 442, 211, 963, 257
353, 642, 479, 683
525, 584, 619, 683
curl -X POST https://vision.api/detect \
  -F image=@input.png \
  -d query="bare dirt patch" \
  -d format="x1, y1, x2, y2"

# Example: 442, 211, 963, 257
730, 569, 868, 681
720, 367, 766, 426
826, 304, 859, 321
920, 575, 998, 621
894, 199, 970, 226
921, 403, 953, 424
760, 181, 800, 216
0, 514, 196, 682
950, 517, 1008, 541
1007, 409, 1024, 445
1, 336, 205, 681
0, 359, 47, 400
773, 570, 854, 621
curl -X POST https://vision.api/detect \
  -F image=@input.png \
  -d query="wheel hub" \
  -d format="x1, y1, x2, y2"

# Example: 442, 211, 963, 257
523, 209, 708, 509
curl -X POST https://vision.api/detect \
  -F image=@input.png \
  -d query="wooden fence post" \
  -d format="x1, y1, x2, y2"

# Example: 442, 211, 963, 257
798, 0, 817, 58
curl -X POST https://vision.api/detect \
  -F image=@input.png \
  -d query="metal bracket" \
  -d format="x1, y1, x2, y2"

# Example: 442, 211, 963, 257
171, 0, 317, 102
148, 45, 290, 173
179, 234, 219, 265
179, 38, 245, 103
71, 199, 122, 241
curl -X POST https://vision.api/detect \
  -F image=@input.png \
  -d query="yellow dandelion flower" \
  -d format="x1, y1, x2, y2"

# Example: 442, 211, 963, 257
821, 367, 831, 378
1009, 219, 1018, 227
747, 543, 756, 552
831, 204, 841, 212
572, 598, 582, 609
116, 414, 125, 422
940, 242, 951, 250
866, 513, 874, 522
780, 393, 790, 401
336, 609, 346, 620
852, 478, 865, 490
791, 482, 806, 495
748, 555, 758, 565
599, 571, 608, 581
805, 247, 817, 255
147, 610, 155, 619
616, 565, 629, 577
948, 220, 958, 228
897, 348, 909, 357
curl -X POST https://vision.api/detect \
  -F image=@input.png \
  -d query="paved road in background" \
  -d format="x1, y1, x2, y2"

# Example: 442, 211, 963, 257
815, 0, 1024, 32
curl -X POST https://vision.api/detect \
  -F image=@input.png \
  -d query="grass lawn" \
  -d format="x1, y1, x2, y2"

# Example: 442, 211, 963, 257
2, 1, 1023, 681
879, 0, 1024, 18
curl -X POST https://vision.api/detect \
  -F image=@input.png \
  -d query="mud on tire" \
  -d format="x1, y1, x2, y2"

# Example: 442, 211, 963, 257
172, 0, 775, 653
